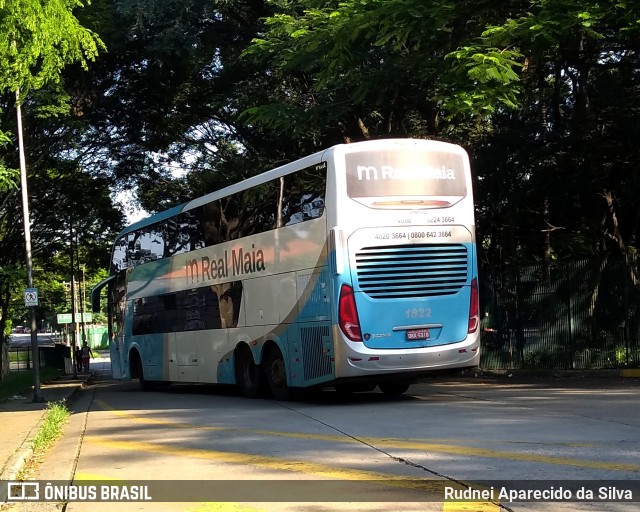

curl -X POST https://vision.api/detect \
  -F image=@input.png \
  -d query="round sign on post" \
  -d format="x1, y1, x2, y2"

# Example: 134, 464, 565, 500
24, 288, 38, 307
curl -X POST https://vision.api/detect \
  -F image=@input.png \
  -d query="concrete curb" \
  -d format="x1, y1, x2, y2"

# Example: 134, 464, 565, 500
2, 445, 35, 482
464, 368, 640, 379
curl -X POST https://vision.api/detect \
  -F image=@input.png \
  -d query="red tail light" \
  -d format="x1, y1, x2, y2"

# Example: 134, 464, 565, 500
338, 284, 362, 342
468, 278, 479, 333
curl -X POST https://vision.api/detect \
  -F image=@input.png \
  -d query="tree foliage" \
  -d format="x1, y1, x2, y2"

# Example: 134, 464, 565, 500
0, 0, 104, 93
64, 0, 640, 265
0, 0, 115, 339
240, 0, 638, 267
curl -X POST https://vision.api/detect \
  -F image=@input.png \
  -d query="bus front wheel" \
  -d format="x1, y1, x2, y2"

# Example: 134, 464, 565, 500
235, 346, 264, 398
135, 357, 154, 392
264, 347, 291, 401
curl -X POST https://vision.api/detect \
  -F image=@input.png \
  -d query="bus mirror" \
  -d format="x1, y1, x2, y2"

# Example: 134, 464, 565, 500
90, 275, 115, 313
91, 290, 101, 313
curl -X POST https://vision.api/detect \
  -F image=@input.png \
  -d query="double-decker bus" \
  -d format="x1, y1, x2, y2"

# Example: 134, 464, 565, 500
92, 138, 479, 399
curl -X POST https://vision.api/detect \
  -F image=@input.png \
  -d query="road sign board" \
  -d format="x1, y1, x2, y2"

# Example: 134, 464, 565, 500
56, 312, 93, 324
24, 288, 38, 307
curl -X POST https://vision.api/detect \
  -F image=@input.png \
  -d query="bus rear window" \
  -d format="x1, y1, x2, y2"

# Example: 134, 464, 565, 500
345, 149, 467, 207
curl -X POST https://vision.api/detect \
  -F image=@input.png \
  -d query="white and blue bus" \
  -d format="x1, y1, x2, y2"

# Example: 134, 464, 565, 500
92, 139, 479, 399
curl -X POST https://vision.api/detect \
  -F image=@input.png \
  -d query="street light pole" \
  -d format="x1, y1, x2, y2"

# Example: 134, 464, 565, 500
16, 88, 44, 402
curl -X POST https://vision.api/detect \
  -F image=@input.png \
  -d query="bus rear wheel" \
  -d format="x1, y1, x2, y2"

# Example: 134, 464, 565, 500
378, 382, 410, 395
264, 347, 291, 401
235, 346, 264, 398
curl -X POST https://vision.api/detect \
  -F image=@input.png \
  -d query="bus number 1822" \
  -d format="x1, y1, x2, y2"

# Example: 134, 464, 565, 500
405, 308, 432, 319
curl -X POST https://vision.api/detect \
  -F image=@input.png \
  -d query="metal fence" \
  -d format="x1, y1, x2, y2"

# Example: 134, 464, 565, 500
7, 346, 46, 372
3, 328, 104, 377
6, 344, 70, 373
480, 255, 640, 370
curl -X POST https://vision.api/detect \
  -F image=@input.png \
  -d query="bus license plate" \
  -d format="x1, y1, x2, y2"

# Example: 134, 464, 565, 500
406, 328, 430, 340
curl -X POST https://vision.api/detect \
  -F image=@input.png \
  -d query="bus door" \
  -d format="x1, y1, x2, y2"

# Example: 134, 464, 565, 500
168, 334, 179, 381
108, 272, 128, 380
92, 273, 125, 379
109, 328, 124, 379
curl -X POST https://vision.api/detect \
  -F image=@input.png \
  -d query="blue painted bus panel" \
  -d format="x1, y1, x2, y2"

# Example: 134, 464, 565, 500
355, 285, 472, 349
350, 241, 477, 350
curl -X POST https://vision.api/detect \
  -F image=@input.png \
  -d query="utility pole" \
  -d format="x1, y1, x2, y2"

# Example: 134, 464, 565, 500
79, 278, 87, 346
17, 89, 44, 402
70, 219, 78, 379
77, 242, 87, 348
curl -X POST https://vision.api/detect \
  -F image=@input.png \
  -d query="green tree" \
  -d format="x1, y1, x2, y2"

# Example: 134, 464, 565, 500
0, 0, 108, 363
0, 100, 124, 341
0, 0, 104, 188
0, 0, 103, 92
64, 0, 279, 200
461, 1, 640, 268
0, 129, 17, 191
33, 0, 640, 274
241, 0, 523, 141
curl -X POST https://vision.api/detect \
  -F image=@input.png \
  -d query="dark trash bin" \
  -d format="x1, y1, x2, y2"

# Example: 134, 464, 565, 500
40, 344, 71, 369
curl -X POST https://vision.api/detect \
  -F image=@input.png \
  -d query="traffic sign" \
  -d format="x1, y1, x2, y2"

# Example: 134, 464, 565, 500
56, 312, 93, 324
24, 288, 38, 307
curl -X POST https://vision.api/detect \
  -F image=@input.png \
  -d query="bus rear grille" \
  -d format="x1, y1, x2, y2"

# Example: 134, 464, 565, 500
355, 244, 468, 299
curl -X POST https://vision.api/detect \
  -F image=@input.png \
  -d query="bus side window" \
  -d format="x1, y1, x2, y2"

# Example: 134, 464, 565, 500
112, 237, 128, 272
282, 168, 327, 225
203, 201, 224, 247
165, 211, 204, 256
236, 182, 279, 237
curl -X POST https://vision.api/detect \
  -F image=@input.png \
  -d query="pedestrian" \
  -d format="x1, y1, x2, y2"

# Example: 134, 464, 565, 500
75, 345, 83, 372
81, 342, 94, 373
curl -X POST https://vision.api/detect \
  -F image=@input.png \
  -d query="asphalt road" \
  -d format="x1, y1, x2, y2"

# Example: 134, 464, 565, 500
6, 333, 58, 348
20, 357, 640, 512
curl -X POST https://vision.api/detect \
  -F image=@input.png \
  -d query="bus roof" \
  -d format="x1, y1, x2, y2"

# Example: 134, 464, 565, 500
114, 149, 328, 240
115, 138, 466, 239
115, 203, 186, 239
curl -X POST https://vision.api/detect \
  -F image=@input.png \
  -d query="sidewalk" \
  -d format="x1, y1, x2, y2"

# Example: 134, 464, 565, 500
0, 354, 108, 482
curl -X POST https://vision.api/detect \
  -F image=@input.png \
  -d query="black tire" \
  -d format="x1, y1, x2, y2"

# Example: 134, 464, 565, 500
264, 346, 292, 401
378, 381, 410, 395
136, 357, 154, 392
235, 346, 265, 398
